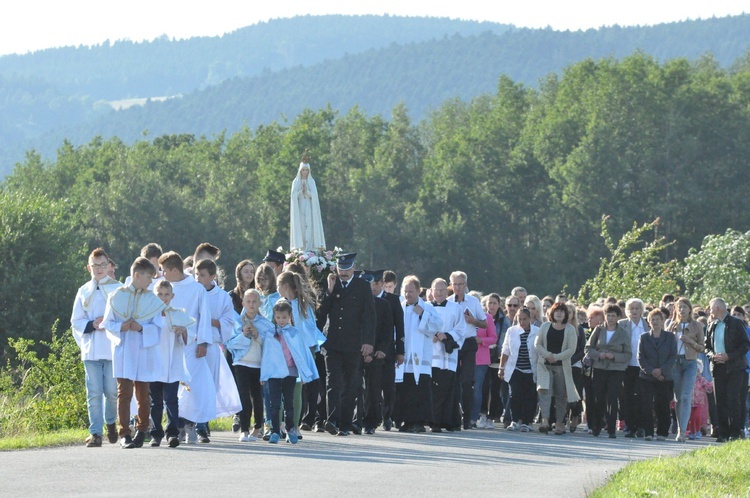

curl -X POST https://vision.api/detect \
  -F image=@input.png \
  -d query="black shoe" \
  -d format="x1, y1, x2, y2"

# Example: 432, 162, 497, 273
232, 415, 240, 433
364, 428, 375, 435
167, 436, 180, 448
197, 429, 210, 443
636, 428, 645, 438
398, 424, 413, 433
609, 433, 617, 439
132, 431, 146, 448
337, 430, 350, 436
414, 425, 426, 433
430, 425, 442, 433
624, 431, 635, 438
443, 426, 454, 433
592, 429, 601, 437
312, 423, 325, 433
120, 435, 135, 449
352, 425, 362, 435
150, 436, 162, 447
716, 436, 726, 443
299, 422, 312, 431
324, 421, 339, 436
383, 418, 392, 431
450, 426, 462, 432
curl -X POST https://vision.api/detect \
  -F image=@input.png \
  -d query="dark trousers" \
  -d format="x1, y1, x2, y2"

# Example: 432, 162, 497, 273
569, 366, 584, 418
457, 338, 477, 427
592, 369, 625, 435
150, 381, 181, 439
482, 366, 509, 421
400, 372, 433, 426
582, 371, 595, 429
235, 365, 263, 432
619, 365, 641, 432
382, 355, 397, 423
268, 376, 296, 434
713, 365, 749, 439
432, 368, 456, 427
363, 359, 385, 430
639, 378, 673, 437
508, 370, 536, 425
324, 349, 361, 431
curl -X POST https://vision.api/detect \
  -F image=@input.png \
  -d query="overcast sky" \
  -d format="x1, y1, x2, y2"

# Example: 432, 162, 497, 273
1, 0, 747, 56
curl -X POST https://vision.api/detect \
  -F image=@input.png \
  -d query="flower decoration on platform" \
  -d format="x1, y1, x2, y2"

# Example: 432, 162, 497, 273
280, 246, 344, 281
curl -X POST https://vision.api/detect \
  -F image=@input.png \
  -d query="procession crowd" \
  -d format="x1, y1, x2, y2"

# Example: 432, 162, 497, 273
71, 241, 750, 449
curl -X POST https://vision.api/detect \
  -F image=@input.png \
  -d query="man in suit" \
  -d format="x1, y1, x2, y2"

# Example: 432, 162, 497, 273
368, 269, 405, 431
355, 270, 394, 435
316, 253, 376, 436
706, 298, 750, 442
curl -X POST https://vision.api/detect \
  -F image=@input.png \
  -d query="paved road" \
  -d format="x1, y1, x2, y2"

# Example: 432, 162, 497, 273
0, 427, 711, 497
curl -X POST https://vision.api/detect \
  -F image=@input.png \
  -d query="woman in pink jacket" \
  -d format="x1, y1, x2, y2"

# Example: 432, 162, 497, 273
473, 293, 498, 428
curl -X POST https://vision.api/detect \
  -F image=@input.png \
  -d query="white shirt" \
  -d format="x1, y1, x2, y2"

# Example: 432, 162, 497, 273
628, 319, 646, 367
205, 285, 238, 344
447, 292, 484, 339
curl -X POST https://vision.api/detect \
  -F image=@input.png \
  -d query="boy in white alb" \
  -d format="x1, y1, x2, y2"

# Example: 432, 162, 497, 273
194, 258, 242, 442
158, 251, 215, 444
150, 279, 194, 447
70, 247, 123, 447
102, 257, 165, 448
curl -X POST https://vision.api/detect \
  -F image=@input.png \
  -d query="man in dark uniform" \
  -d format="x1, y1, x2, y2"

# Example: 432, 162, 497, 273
316, 253, 376, 436
262, 249, 286, 277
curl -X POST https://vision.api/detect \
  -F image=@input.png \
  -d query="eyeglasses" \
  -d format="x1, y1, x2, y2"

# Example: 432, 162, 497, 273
90, 263, 109, 270
507, 304, 519, 308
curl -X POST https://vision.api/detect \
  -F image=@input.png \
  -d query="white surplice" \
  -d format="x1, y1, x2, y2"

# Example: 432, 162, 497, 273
102, 285, 165, 381
431, 301, 467, 372
70, 276, 122, 361
204, 285, 242, 418
400, 298, 443, 383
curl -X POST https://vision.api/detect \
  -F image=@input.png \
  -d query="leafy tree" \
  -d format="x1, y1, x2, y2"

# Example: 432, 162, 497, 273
0, 191, 86, 361
578, 216, 680, 305
683, 229, 750, 307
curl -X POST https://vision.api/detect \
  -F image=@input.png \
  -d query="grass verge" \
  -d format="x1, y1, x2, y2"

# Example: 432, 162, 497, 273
590, 439, 750, 497
0, 428, 89, 451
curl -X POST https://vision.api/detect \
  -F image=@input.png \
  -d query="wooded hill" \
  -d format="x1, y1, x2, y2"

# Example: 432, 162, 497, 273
3, 14, 750, 177
3, 50, 750, 357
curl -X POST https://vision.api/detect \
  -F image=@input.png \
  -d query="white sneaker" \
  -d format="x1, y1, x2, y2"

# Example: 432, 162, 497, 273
186, 423, 198, 444
239, 432, 250, 442
486, 419, 495, 430
507, 421, 520, 431
477, 414, 487, 429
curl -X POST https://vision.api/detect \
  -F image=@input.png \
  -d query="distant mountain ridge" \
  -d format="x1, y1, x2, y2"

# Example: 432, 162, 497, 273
2, 14, 750, 177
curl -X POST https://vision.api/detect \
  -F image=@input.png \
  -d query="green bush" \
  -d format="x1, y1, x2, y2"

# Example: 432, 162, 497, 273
0, 323, 86, 436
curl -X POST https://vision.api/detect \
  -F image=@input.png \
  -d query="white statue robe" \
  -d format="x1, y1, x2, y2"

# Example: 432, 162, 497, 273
431, 301, 467, 372
290, 170, 326, 250
102, 285, 165, 382
204, 285, 242, 418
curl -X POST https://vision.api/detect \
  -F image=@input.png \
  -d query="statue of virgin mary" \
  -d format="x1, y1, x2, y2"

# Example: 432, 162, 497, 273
290, 156, 326, 251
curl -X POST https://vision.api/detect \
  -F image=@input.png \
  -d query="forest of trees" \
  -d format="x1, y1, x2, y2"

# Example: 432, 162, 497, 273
3, 52, 750, 360
3, 14, 750, 177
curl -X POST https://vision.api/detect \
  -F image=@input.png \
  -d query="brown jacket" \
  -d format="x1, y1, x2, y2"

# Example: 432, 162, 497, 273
666, 320, 704, 360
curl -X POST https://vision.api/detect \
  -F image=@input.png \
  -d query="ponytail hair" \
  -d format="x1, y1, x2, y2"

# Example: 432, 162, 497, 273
277, 271, 317, 319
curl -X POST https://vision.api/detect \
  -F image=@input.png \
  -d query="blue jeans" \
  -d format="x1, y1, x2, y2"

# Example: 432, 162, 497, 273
84, 359, 117, 435
672, 356, 698, 434
472, 365, 489, 422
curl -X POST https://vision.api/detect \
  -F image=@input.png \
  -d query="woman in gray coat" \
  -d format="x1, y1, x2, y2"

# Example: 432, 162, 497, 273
585, 304, 631, 438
